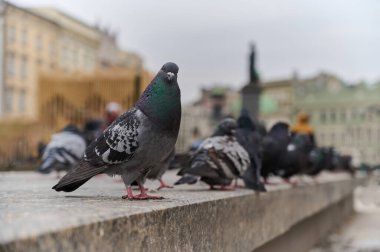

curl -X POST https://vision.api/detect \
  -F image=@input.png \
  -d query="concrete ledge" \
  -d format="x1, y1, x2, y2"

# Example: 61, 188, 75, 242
0, 171, 366, 252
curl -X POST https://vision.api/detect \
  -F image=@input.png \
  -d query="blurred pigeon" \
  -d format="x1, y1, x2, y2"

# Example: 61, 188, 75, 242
318, 148, 355, 176
169, 152, 192, 170
306, 147, 333, 179
336, 154, 355, 176
235, 109, 266, 192
278, 133, 313, 184
146, 149, 175, 190
261, 122, 290, 183
53, 62, 181, 200
38, 124, 86, 177
83, 119, 103, 144
175, 118, 250, 190
175, 118, 237, 185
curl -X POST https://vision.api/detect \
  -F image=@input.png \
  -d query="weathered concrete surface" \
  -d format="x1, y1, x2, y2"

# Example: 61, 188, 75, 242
0, 171, 366, 252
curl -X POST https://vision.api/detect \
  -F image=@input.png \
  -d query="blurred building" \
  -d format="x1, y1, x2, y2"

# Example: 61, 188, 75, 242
96, 27, 119, 68
259, 75, 295, 127
261, 72, 380, 165
294, 75, 380, 165
0, 1, 144, 121
117, 50, 143, 70
0, 2, 63, 120
29, 7, 100, 73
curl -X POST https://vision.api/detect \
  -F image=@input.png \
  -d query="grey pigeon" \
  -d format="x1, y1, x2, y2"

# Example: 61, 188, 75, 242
38, 124, 86, 176
261, 122, 290, 183
146, 149, 175, 190
53, 62, 181, 200
175, 118, 250, 190
235, 110, 266, 192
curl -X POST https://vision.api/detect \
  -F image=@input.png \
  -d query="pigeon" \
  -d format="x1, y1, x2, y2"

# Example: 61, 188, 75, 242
169, 152, 192, 170
169, 135, 203, 171
38, 124, 86, 176
175, 118, 250, 190
53, 62, 181, 200
278, 133, 314, 184
83, 119, 103, 144
261, 122, 290, 183
336, 154, 355, 176
306, 147, 332, 179
145, 149, 175, 190
235, 109, 266, 192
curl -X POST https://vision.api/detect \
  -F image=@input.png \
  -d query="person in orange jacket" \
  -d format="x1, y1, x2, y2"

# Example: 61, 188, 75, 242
291, 112, 316, 147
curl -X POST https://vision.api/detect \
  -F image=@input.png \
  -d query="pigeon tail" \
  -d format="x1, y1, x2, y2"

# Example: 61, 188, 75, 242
174, 175, 198, 185
245, 180, 267, 192
242, 165, 267, 192
52, 160, 104, 192
52, 177, 92, 192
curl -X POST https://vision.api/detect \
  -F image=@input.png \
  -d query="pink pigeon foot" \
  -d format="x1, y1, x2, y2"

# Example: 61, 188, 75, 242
264, 178, 280, 186
122, 184, 164, 200
157, 179, 173, 190
283, 178, 298, 187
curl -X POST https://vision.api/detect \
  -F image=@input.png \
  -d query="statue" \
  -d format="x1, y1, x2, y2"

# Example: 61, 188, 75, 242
249, 43, 259, 83
241, 43, 261, 120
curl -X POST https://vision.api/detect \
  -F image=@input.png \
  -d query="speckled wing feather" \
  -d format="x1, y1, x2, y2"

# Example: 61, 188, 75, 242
84, 108, 140, 166
199, 136, 250, 178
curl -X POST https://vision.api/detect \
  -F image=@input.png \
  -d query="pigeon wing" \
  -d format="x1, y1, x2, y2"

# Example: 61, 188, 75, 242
84, 108, 140, 166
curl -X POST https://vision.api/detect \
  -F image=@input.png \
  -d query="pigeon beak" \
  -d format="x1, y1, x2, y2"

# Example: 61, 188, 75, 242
167, 72, 175, 81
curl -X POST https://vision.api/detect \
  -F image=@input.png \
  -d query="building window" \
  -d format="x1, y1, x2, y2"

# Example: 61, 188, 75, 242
352, 109, 357, 120
6, 53, 15, 76
368, 110, 373, 122
5, 88, 13, 113
331, 132, 335, 143
330, 109, 336, 123
21, 29, 27, 47
340, 110, 346, 122
7, 25, 16, 44
20, 55, 27, 79
62, 46, 68, 65
356, 128, 361, 141
360, 110, 366, 121
49, 41, 56, 59
320, 110, 326, 123
36, 34, 43, 50
73, 48, 78, 66
319, 133, 324, 144
367, 128, 372, 142
19, 89, 26, 113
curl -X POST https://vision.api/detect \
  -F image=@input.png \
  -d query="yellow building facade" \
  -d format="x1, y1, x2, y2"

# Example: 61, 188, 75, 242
1, 2, 60, 120
0, 3, 141, 121
29, 8, 100, 73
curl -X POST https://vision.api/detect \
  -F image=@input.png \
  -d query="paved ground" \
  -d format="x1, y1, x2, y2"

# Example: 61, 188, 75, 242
311, 175, 380, 252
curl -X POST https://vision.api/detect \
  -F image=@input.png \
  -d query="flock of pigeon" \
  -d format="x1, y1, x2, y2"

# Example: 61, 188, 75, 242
38, 62, 355, 200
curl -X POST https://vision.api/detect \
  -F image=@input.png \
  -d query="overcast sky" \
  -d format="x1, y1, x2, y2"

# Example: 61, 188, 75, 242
12, 0, 380, 102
